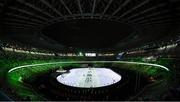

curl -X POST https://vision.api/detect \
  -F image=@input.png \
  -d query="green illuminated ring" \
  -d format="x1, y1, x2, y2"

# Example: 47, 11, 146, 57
8, 61, 169, 73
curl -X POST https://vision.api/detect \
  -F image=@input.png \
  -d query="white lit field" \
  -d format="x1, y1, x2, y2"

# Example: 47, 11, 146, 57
56, 68, 121, 88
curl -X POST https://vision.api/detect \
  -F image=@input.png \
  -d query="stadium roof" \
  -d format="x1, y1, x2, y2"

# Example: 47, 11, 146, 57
0, 0, 180, 50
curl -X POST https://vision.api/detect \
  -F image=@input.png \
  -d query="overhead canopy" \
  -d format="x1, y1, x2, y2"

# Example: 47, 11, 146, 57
0, 0, 180, 50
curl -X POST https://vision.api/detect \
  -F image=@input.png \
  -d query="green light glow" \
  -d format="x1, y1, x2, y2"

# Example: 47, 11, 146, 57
0, 57, 172, 101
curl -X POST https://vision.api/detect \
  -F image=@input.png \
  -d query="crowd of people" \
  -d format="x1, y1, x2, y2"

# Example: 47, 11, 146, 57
0, 35, 180, 101
125, 35, 180, 58
0, 40, 55, 58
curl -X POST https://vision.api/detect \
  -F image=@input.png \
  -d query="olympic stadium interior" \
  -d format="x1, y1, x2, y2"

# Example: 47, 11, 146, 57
0, 0, 180, 101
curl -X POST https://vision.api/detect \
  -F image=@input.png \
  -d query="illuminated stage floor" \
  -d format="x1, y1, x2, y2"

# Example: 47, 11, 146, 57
56, 68, 121, 88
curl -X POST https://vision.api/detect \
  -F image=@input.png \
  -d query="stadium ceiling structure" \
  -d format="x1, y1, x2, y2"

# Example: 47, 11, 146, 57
0, 0, 180, 50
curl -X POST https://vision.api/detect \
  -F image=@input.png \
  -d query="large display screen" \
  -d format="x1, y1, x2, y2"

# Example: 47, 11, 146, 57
85, 53, 96, 57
